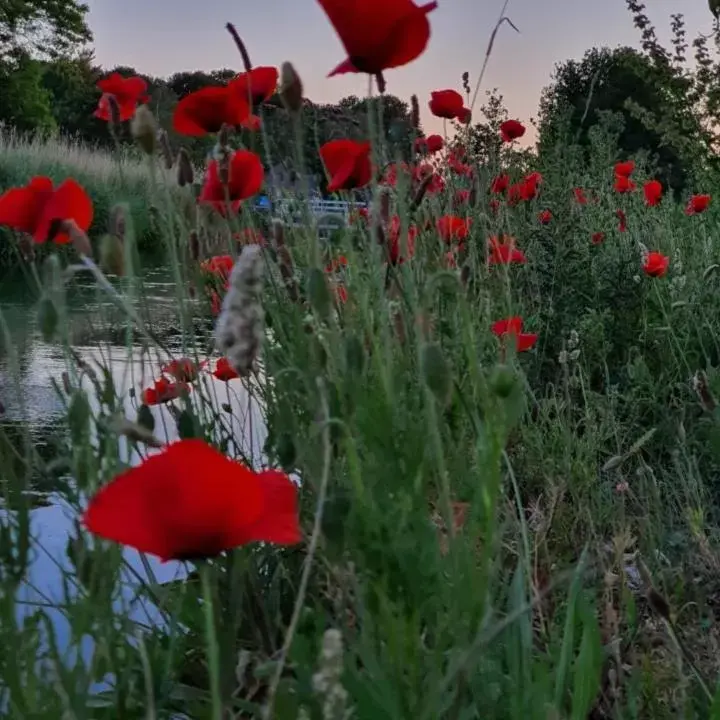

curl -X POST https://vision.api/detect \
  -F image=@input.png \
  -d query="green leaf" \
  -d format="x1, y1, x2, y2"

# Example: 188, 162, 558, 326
571, 607, 603, 720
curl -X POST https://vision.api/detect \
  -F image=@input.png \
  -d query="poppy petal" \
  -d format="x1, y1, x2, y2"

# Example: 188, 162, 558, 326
35, 179, 93, 244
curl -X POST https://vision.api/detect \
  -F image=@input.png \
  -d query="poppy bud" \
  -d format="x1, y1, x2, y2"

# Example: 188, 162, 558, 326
177, 147, 194, 187
307, 267, 332, 320
100, 234, 125, 276
189, 230, 200, 261
279, 62, 303, 114
421, 343, 451, 405
489, 364, 516, 398
131, 105, 157, 155
108, 205, 126, 240
410, 94, 420, 130
158, 129, 174, 169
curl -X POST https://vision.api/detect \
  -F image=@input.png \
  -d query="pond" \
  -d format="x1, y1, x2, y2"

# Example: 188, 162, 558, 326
0, 264, 266, 661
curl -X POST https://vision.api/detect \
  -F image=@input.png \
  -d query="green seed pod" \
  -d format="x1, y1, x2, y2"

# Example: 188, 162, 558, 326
38, 295, 59, 342
421, 342, 452, 405
489, 364, 517, 398
307, 267, 331, 320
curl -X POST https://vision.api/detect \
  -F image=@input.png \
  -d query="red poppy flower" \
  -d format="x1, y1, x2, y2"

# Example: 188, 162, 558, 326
318, 0, 437, 76
454, 189, 471, 206
491, 316, 537, 352
201, 255, 235, 281
83, 439, 301, 561
643, 179, 662, 207
437, 215, 470, 243
616, 209, 627, 232
0, 176, 93, 245
199, 150, 264, 215
142, 378, 190, 405
573, 187, 588, 205
320, 139, 372, 192
491, 174, 509, 194
241, 114, 262, 132
325, 255, 348, 274
213, 357, 240, 382
686, 194, 711, 215
488, 236, 526, 265
232, 66, 278, 105
334, 284, 349, 304
425, 134, 444, 153
429, 89, 465, 119
591, 232, 605, 245
458, 107, 472, 124
500, 120, 525, 142
173, 82, 251, 136
388, 216, 417, 264
643, 251, 669, 278
508, 172, 541, 205
94, 73, 149, 122
538, 209, 552, 225
349, 207, 369, 225
489, 198, 501, 215
614, 160, 635, 177
161, 358, 200, 383
613, 175, 635, 194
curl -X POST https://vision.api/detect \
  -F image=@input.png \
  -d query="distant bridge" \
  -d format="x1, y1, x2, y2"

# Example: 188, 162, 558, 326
254, 197, 368, 230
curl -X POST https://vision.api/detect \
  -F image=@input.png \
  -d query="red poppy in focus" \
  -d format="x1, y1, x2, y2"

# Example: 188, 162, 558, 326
233, 66, 278, 106
317, 0, 437, 76
538, 209, 552, 225
488, 236, 526, 265
213, 357, 240, 382
429, 89, 465, 119
509, 172, 541, 204
320, 139, 372, 192
161, 358, 200, 383
0, 176, 93, 244
500, 120, 525, 142
173, 82, 251, 136
199, 150, 264, 215
95, 73, 149, 122
614, 160, 635, 177
491, 174, 509, 194
686, 194, 711, 216
142, 378, 190, 405
616, 209, 627, 232
437, 215, 470, 243
643, 251, 669, 278
613, 175, 635, 194
388, 216, 417, 264
591, 232, 605, 245
573, 187, 588, 205
83, 439, 301, 561
491, 316, 537, 352
643, 179, 663, 207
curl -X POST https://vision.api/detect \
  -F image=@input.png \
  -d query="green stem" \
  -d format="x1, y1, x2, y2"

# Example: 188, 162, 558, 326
201, 563, 222, 720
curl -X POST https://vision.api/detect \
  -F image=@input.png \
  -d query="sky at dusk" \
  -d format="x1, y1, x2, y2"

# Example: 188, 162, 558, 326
84, 1, 713, 137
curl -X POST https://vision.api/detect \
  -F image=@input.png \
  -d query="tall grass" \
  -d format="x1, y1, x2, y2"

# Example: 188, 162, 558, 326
2, 21, 720, 720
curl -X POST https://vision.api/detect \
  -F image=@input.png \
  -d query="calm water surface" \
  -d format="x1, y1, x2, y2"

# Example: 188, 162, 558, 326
0, 266, 265, 659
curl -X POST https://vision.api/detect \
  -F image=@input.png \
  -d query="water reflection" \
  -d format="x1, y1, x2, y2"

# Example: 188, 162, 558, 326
0, 266, 266, 659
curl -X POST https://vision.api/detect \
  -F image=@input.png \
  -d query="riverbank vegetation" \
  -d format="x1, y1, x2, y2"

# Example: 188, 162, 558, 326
4, 1, 720, 718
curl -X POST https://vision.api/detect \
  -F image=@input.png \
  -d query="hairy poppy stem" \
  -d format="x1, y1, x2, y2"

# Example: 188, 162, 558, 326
201, 563, 222, 720
265, 378, 332, 719
225, 22, 253, 72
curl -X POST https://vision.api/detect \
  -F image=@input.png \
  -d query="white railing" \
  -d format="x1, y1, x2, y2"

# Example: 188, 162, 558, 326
261, 197, 368, 229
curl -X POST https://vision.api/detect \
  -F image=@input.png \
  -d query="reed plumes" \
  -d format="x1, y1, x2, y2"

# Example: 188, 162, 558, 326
215, 244, 265, 375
